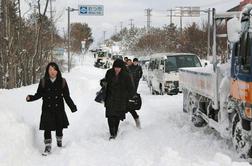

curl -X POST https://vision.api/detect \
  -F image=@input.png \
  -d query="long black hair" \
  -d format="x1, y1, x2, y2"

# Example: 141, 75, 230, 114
44, 62, 62, 80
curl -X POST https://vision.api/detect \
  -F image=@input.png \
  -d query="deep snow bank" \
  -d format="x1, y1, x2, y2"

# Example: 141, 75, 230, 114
0, 53, 250, 166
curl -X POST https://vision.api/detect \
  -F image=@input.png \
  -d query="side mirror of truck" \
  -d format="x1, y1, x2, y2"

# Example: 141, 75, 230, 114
227, 17, 241, 43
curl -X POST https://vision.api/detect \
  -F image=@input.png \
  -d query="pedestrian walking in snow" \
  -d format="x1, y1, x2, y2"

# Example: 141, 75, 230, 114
124, 56, 129, 66
130, 58, 143, 91
26, 62, 77, 155
127, 58, 143, 128
104, 59, 134, 140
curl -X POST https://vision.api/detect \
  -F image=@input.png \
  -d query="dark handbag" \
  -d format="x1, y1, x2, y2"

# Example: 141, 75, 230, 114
95, 87, 106, 103
95, 79, 107, 104
128, 93, 142, 110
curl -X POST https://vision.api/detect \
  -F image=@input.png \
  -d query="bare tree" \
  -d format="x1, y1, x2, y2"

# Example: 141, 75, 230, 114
0, 0, 64, 89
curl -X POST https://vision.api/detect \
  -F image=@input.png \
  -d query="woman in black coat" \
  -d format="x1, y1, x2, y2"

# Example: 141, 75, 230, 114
26, 62, 77, 155
104, 59, 134, 140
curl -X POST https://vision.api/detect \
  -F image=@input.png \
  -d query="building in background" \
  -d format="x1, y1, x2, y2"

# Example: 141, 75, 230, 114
228, 0, 252, 11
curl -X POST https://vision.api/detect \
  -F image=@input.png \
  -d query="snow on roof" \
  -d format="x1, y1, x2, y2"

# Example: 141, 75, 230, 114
150, 53, 197, 58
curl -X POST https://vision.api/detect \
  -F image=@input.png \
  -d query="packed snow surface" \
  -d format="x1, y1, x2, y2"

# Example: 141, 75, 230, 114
0, 54, 250, 166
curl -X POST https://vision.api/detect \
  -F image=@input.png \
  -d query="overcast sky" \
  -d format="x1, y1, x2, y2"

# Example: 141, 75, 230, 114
21, 0, 240, 45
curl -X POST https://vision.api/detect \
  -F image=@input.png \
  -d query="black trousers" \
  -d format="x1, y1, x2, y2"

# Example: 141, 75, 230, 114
107, 117, 120, 136
44, 129, 63, 140
129, 110, 139, 119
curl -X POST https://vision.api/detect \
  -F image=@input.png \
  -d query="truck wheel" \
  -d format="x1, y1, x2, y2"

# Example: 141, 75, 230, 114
232, 112, 252, 159
188, 94, 206, 127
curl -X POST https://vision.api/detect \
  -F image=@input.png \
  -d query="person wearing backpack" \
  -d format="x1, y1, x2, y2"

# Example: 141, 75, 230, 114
26, 62, 77, 155
130, 58, 143, 90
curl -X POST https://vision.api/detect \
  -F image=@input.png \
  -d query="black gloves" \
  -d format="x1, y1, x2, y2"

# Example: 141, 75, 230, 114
71, 105, 77, 113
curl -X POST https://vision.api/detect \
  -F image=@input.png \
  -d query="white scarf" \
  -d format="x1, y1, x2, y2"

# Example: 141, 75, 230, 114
50, 77, 56, 83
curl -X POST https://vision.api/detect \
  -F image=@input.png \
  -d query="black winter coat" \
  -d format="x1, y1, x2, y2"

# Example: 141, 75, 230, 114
128, 64, 143, 88
105, 69, 134, 120
28, 77, 77, 131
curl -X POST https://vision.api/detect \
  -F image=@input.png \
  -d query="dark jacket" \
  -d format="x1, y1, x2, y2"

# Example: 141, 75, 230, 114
28, 77, 77, 131
104, 69, 134, 120
128, 64, 143, 89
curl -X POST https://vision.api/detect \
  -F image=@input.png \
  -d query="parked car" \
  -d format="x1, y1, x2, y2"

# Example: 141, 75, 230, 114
148, 53, 202, 95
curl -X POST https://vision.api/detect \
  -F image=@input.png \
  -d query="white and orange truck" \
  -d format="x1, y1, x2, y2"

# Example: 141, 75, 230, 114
179, 5, 252, 160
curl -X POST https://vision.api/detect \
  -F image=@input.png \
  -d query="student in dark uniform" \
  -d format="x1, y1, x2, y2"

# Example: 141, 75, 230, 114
104, 59, 134, 139
26, 62, 77, 155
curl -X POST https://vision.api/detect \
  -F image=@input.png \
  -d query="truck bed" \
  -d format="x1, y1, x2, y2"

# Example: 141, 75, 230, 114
179, 65, 217, 100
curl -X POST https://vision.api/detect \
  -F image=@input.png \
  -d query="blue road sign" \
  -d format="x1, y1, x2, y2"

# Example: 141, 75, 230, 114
79, 5, 104, 16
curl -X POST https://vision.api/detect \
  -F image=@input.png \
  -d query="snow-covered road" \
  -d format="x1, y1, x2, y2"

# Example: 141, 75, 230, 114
0, 55, 250, 166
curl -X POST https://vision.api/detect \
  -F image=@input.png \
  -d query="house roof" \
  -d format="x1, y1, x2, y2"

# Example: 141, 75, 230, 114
227, 5, 240, 12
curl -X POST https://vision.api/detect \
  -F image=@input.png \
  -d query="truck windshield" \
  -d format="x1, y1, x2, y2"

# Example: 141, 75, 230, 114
165, 55, 201, 72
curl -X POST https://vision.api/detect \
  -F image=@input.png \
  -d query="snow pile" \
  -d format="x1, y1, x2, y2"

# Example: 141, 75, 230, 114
0, 107, 37, 166
0, 53, 250, 166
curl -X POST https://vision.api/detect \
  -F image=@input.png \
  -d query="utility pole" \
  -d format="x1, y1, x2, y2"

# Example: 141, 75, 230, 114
145, 8, 152, 32
167, 9, 175, 26
212, 8, 217, 72
207, 8, 211, 60
49, 0, 55, 61
170, 9, 173, 25
66, 6, 78, 73
103, 31, 106, 43
179, 7, 183, 33
180, 15, 183, 33
67, 7, 71, 73
120, 21, 123, 32
129, 18, 134, 29
114, 25, 117, 34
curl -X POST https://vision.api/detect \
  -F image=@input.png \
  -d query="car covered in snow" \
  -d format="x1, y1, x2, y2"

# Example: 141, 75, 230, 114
148, 53, 201, 95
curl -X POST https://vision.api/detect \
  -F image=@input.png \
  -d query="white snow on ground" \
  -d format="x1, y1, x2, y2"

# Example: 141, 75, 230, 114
0, 54, 250, 166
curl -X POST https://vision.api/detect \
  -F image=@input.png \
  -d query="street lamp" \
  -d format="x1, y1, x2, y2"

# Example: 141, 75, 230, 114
66, 7, 78, 72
